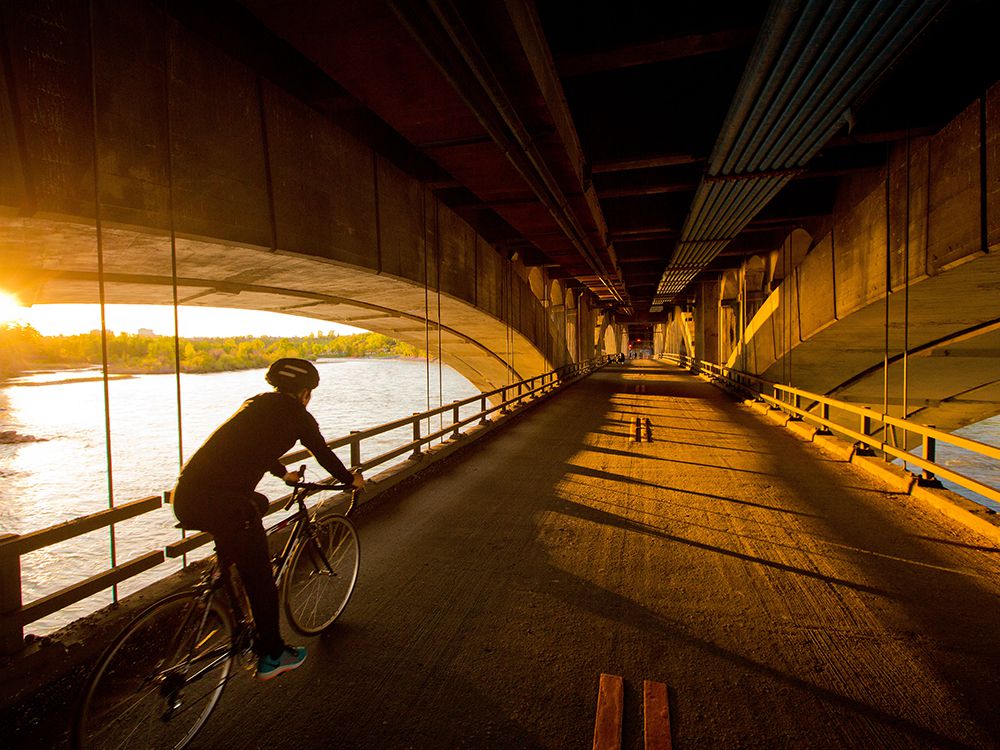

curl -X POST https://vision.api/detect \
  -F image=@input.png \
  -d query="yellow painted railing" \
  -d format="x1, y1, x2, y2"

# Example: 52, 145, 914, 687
0, 357, 610, 655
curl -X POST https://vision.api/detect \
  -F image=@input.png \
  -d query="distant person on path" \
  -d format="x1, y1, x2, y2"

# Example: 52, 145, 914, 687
171, 358, 364, 681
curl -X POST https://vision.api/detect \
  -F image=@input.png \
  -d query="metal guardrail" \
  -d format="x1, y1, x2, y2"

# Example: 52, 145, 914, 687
0, 357, 610, 654
660, 352, 1000, 506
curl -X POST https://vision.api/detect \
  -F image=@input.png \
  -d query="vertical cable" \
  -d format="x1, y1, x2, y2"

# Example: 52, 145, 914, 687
436, 205, 443, 441
981, 93, 988, 255
162, 10, 186, 566
902, 129, 911, 455
88, 0, 116, 601
257, 76, 277, 254
423, 191, 431, 435
778, 234, 792, 390
504, 262, 511, 385
883, 148, 891, 424
789, 263, 796, 390
508, 263, 515, 382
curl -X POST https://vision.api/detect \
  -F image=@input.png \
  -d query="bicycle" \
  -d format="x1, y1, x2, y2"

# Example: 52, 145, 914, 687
72, 468, 361, 750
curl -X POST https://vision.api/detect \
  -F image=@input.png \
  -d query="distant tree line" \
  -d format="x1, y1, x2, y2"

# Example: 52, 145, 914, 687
0, 324, 422, 379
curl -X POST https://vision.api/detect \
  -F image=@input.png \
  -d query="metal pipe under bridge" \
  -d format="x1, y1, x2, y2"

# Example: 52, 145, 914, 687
3, 360, 1000, 749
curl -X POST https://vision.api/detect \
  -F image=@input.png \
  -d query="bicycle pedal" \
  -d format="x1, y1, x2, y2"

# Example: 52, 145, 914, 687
240, 649, 257, 673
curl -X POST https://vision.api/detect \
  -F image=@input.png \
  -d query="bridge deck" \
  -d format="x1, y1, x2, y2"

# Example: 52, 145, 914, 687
8, 360, 1000, 748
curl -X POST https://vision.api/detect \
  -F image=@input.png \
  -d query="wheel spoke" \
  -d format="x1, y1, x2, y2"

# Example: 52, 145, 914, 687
75, 592, 234, 750
283, 516, 359, 635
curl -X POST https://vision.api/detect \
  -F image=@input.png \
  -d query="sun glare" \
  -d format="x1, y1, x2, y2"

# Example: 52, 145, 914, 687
0, 291, 26, 325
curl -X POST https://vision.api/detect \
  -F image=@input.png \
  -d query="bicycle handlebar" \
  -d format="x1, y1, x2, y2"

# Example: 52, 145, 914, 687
288, 481, 352, 493
281, 465, 359, 511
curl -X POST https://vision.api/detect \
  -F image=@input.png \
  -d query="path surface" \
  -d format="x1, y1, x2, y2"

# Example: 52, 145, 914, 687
9, 360, 1000, 748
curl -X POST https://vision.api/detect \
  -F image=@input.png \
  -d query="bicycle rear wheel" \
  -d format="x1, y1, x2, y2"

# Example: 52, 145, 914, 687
282, 515, 360, 635
73, 591, 234, 750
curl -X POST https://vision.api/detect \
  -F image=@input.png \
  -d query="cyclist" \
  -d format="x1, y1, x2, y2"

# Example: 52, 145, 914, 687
171, 358, 364, 680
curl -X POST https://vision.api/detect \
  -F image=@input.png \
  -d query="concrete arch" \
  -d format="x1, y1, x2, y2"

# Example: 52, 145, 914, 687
528, 267, 546, 304
769, 228, 813, 288
728, 89, 1000, 437
0, 1, 594, 393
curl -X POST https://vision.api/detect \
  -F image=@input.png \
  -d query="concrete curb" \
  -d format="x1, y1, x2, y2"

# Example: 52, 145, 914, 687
742, 402, 1000, 548
0, 368, 599, 710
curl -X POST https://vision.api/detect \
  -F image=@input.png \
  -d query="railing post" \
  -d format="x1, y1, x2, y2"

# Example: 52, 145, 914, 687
816, 402, 832, 434
517, 382, 523, 406
411, 414, 422, 459
349, 430, 361, 468
920, 429, 941, 486
499, 386, 509, 415
452, 401, 461, 438
479, 394, 489, 425
788, 392, 802, 421
0, 534, 24, 656
855, 410, 875, 455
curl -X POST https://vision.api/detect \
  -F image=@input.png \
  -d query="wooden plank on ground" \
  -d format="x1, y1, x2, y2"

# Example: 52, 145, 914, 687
592, 673, 623, 750
643, 680, 671, 750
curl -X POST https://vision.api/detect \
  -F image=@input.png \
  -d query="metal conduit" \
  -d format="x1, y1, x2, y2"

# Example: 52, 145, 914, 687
787, 3, 931, 163
754, 1, 885, 167
727, 0, 836, 174
654, 0, 948, 309
782, 4, 946, 166
686, 181, 735, 241
734, 0, 867, 172
710, 0, 805, 172
389, 0, 626, 307
772, 0, 927, 167
731, 0, 891, 172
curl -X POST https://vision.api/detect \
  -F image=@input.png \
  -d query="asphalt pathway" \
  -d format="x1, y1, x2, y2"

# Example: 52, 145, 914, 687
10, 360, 1000, 748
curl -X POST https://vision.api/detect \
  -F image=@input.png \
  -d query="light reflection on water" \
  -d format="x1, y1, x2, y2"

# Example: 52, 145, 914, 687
923, 418, 1000, 513
0, 359, 477, 635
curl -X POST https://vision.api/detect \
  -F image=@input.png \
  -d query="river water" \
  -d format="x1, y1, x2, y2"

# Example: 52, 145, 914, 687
0, 359, 478, 636
1, 361, 998, 637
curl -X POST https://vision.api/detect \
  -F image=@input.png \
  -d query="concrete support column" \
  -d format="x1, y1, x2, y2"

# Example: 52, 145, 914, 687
695, 279, 722, 364
653, 323, 666, 357
596, 312, 611, 357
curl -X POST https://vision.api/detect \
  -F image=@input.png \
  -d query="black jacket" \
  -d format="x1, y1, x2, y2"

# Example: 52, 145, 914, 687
178, 391, 353, 492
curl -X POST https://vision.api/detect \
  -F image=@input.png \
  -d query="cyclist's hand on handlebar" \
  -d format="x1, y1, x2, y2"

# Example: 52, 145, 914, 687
283, 469, 302, 486
350, 469, 365, 490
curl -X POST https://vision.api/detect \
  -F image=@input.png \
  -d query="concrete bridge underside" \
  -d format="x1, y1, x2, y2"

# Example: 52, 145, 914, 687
661, 85, 1000, 442
2, 212, 588, 394
6, 360, 1000, 748
0, 3, 616, 392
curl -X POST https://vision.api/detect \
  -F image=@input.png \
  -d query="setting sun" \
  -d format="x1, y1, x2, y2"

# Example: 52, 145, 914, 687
0, 290, 26, 325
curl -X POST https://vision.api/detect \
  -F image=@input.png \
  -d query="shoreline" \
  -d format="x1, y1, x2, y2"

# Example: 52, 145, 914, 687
1, 355, 427, 386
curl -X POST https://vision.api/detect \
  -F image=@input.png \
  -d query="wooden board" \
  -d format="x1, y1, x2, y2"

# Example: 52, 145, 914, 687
592, 673, 623, 750
643, 680, 672, 750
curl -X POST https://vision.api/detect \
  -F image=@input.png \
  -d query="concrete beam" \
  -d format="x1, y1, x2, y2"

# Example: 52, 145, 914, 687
0, 0, 606, 390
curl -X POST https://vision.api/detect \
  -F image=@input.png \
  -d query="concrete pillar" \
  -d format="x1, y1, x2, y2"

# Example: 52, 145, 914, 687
596, 311, 610, 357
653, 323, 666, 357
695, 279, 722, 363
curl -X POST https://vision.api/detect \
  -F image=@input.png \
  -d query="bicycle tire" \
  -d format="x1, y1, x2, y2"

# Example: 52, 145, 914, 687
282, 515, 360, 635
73, 590, 234, 750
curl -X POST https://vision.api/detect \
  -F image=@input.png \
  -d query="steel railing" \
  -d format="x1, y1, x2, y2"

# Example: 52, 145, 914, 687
660, 352, 1000, 506
0, 357, 610, 654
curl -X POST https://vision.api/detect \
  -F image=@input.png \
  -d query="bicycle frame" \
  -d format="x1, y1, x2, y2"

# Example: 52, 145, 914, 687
263, 478, 354, 585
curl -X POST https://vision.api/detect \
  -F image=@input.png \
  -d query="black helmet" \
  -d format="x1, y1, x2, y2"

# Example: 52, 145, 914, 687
265, 358, 319, 393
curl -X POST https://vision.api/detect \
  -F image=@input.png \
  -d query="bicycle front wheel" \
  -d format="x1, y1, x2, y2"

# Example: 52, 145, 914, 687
73, 591, 234, 750
282, 515, 360, 635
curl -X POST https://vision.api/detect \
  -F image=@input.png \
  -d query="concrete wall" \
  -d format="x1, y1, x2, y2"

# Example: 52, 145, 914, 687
0, 0, 598, 393
715, 84, 1000, 435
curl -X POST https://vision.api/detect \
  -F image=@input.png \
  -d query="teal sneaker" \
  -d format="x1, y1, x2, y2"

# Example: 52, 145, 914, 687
256, 645, 307, 681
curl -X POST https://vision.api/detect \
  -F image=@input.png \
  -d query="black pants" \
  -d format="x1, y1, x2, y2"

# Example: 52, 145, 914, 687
172, 483, 284, 657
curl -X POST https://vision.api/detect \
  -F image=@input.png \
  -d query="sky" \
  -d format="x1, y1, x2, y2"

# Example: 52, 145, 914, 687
0, 292, 366, 337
